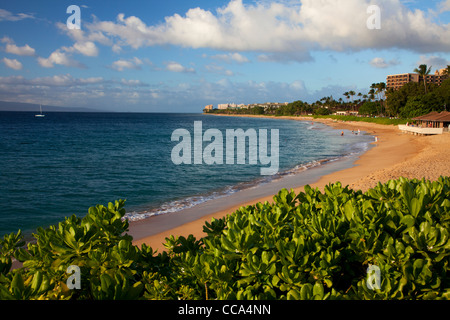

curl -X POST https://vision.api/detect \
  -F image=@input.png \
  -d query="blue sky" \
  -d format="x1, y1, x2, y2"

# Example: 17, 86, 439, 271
0, 0, 449, 112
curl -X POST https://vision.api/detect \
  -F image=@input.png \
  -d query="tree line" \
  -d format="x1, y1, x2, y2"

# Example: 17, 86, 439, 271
205, 65, 450, 119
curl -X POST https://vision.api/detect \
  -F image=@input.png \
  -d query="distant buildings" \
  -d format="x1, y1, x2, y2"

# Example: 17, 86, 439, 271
386, 68, 448, 90
205, 102, 289, 111
334, 111, 359, 116
218, 103, 232, 110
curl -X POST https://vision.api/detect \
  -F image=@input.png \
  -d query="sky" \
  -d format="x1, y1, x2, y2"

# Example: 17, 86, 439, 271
0, 0, 450, 113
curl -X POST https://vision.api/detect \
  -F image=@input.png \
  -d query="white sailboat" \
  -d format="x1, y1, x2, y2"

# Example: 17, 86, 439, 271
35, 104, 45, 117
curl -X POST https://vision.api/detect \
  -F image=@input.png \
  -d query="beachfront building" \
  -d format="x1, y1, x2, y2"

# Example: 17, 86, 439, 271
398, 111, 450, 135
412, 111, 450, 130
204, 105, 214, 111
386, 69, 448, 90
334, 111, 359, 116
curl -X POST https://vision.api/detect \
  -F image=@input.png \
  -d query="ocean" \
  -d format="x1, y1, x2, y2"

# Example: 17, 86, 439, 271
0, 112, 374, 237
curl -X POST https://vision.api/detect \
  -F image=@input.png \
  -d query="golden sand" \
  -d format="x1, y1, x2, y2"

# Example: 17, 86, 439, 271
131, 116, 450, 252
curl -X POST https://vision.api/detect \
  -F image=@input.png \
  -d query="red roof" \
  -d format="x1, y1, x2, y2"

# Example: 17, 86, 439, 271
413, 111, 450, 122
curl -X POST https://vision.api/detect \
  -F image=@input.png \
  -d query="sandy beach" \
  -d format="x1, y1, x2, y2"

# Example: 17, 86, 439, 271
130, 116, 450, 252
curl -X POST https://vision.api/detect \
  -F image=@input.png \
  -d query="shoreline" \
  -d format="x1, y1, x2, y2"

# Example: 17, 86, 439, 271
130, 115, 450, 252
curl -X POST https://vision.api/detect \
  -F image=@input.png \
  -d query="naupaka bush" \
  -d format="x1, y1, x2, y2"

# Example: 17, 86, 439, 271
1, 177, 449, 300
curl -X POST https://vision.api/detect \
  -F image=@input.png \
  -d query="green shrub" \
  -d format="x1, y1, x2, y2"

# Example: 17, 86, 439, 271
1, 177, 449, 300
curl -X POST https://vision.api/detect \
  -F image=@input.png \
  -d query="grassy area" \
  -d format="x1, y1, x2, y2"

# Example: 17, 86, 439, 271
292, 114, 409, 125
311, 115, 410, 125
208, 111, 411, 126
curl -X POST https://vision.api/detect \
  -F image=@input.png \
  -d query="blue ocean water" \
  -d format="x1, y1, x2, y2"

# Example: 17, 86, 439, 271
0, 112, 374, 237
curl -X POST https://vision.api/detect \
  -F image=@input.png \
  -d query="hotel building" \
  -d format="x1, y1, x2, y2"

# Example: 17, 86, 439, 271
386, 68, 448, 90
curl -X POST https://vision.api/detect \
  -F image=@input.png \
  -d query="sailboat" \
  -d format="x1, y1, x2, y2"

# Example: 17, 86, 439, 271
35, 104, 45, 117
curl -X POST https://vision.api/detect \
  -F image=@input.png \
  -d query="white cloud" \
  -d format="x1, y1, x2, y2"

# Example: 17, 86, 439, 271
211, 53, 249, 64
1, 37, 36, 56
205, 63, 234, 76
56, 22, 112, 46
2, 57, 23, 70
165, 61, 195, 73
112, 44, 122, 53
0, 9, 34, 22
417, 55, 450, 70
5, 43, 36, 56
110, 57, 143, 71
0, 72, 354, 112
439, 0, 450, 12
0, 36, 13, 44
83, 0, 450, 62
37, 50, 85, 68
257, 51, 313, 63
0, 74, 162, 111
0, 74, 104, 88
369, 57, 400, 68
64, 41, 99, 57
120, 78, 149, 86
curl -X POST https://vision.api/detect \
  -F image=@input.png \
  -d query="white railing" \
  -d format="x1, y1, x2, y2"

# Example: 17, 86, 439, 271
398, 125, 444, 135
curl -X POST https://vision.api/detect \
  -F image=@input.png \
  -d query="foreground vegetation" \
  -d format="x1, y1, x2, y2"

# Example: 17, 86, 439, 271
1, 177, 450, 300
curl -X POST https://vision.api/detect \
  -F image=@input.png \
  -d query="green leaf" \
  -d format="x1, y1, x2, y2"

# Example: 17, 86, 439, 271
344, 201, 354, 221
287, 289, 301, 300
313, 282, 324, 299
300, 284, 313, 300
30, 271, 43, 294
410, 198, 422, 217
100, 274, 114, 294
400, 215, 416, 228
11, 272, 25, 299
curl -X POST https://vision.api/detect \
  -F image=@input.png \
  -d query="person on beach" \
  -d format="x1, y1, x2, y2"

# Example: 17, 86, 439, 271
341, 131, 344, 136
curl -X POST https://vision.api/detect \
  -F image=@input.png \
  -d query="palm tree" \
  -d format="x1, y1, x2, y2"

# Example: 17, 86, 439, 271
348, 90, 355, 102
443, 65, 450, 78
375, 82, 386, 99
343, 92, 350, 103
368, 88, 375, 102
348, 90, 356, 111
375, 82, 386, 115
369, 83, 386, 115
413, 64, 432, 93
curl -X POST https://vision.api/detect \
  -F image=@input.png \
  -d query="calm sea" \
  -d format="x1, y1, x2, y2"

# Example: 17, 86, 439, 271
0, 112, 374, 237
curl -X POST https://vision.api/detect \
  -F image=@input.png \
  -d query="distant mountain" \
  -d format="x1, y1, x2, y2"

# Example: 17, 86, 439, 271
0, 101, 107, 112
